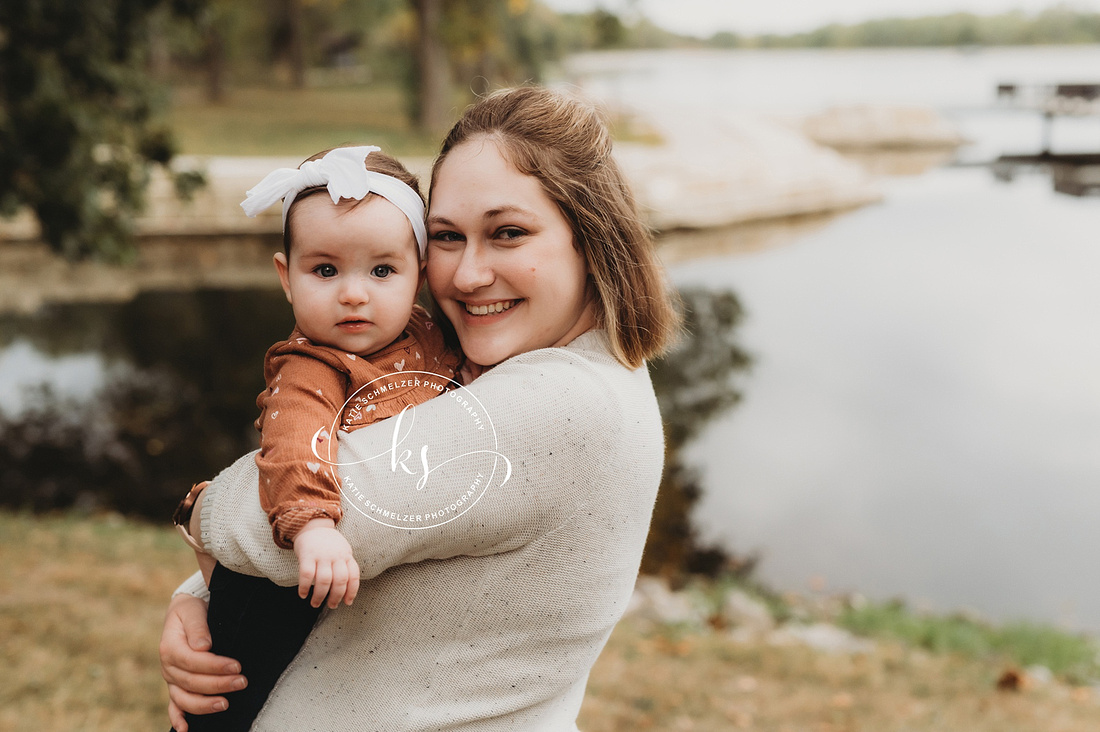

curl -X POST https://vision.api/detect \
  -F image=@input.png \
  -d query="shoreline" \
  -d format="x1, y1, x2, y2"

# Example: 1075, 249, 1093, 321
0, 101, 960, 314
0, 99, 961, 244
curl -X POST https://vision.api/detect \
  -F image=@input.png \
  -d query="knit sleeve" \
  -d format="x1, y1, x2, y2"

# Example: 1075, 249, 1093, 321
199, 342, 623, 586
254, 348, 350, 548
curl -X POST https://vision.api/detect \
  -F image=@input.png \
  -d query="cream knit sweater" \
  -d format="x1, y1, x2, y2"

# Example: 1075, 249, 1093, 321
178, 331, 664, 731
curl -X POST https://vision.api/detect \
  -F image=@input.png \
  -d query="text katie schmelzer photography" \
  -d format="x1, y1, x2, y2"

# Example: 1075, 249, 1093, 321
314, 371, 511, 530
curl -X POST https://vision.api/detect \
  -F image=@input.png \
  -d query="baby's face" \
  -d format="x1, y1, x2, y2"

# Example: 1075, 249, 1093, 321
274, 194, 422, 355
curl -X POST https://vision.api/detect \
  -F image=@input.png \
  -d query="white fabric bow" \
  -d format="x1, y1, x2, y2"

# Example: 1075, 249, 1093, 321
240, 146, 427, 254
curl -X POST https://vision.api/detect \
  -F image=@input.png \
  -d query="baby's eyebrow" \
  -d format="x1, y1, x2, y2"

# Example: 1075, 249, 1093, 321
368, 249, 408, 260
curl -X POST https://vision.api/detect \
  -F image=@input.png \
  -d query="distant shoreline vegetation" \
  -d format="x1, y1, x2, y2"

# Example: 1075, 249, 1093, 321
600, 7, 1100, 49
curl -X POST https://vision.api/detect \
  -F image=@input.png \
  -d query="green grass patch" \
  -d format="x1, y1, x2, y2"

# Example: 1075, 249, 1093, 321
840, 598, 1100, 682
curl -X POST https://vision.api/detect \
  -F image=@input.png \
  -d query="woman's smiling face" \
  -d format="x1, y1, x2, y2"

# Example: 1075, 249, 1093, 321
426, 137, 597, 367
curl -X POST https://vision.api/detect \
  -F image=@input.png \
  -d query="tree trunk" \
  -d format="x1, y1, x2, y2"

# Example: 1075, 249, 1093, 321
204, 23, 225, 103
413, 0, 450, 133
285, 0, 306, 89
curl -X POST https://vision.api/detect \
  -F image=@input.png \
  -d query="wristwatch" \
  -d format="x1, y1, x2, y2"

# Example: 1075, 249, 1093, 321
172, 481, 209, 553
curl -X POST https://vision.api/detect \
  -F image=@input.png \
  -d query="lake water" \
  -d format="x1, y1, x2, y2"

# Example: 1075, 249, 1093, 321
2, 47, 1098, 631
565, 47, 1100, 631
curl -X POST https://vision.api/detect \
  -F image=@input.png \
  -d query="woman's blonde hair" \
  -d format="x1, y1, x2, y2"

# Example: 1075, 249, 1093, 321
430, 86, 681, 368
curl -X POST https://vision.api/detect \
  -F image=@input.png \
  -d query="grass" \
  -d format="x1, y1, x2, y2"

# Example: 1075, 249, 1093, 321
579, 617, 1100, 732
0, 511, 196, 731
839, 598, 1100, 683
164, 84, 443, 158
2, 510, 1098, 732
161, 83, 664, 159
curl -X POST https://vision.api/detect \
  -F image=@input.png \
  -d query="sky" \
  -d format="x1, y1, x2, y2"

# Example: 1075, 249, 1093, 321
542, 0, 1100, 36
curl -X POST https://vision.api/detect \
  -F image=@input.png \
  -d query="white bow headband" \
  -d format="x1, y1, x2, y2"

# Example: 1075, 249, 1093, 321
240, 146, 427, 255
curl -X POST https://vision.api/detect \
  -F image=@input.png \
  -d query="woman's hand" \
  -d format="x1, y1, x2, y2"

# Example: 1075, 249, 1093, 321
160, 593, 247, 731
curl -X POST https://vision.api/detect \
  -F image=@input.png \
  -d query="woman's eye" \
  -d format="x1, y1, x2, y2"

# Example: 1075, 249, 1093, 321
429, 230, 463, 244
372, 265, 395, 278
313, 264, 337, 278
497, 227, 525, 241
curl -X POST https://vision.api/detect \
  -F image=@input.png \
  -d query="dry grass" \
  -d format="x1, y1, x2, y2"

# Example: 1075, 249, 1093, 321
579, 619, 1100, 732
2, 511, 1098, 732
0, 512, 195, 731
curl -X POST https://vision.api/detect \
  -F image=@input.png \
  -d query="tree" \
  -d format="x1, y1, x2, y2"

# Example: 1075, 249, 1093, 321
412, 0, 451, 133
0, 0, 204, 260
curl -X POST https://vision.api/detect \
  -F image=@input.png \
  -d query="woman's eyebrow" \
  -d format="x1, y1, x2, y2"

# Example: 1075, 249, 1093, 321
485, 205, 535, 219
427, 206, 537, 227
425, 213, 456, 227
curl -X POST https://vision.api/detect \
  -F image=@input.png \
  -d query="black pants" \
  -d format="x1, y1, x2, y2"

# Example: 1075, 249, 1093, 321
176, 564, 322, 732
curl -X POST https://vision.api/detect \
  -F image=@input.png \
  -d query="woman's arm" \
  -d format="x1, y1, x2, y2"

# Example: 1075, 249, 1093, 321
200, 340, 621, 586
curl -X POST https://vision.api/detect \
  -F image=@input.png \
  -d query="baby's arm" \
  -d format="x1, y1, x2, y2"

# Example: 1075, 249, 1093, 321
292, 518, 360, 608
256, 346, 364, 605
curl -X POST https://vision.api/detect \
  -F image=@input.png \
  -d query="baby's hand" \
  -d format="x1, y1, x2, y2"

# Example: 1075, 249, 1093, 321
458, 361, 484, 385
293, 518, 361, 609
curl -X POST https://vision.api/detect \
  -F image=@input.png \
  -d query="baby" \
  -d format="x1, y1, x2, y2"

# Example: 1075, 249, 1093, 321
174, 145, 459, 731
246, 145, 459, 608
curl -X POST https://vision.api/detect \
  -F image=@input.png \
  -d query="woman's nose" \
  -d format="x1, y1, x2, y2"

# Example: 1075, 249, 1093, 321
451, 243, 495, 293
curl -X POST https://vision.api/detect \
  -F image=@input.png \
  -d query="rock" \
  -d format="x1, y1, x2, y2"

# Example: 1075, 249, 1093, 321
1025, 665, 1054, 686
613, 110, 881, 231
0, 110, 885, 240
627, 576, 704, 626
767, 622, 875, 655
722, 589, 776, 635
0, 154, 438, 243
803, 104, 964, 150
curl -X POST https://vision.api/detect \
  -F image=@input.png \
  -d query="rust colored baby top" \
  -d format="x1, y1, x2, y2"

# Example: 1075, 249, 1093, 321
255, 305, 460, 548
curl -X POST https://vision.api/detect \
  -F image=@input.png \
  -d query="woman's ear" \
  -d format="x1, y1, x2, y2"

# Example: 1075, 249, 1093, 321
273, 252, 293, 304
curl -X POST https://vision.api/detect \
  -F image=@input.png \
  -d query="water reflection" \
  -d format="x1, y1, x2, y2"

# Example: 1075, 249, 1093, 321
643, 287, 752, 578
670, 163, 1100, 630
992, 156, 1100, 197
0, 290, 293, 518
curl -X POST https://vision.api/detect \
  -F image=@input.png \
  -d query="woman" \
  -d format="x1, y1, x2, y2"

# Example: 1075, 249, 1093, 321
161, 85, 680, 731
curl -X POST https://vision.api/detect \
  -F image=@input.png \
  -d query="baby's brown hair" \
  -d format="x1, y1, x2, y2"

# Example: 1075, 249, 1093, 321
283, 147, 424, 258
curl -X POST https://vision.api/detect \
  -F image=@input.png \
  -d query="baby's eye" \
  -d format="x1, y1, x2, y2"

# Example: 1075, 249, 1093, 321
313, 264, 337, 278
372, 265, 395, 278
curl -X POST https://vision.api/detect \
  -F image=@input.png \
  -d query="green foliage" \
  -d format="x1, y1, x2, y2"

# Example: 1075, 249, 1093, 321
0, 0, 202, 261
591, 9, 627, 49
732, 8, 1100, 49
840, 599, 1100, 681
